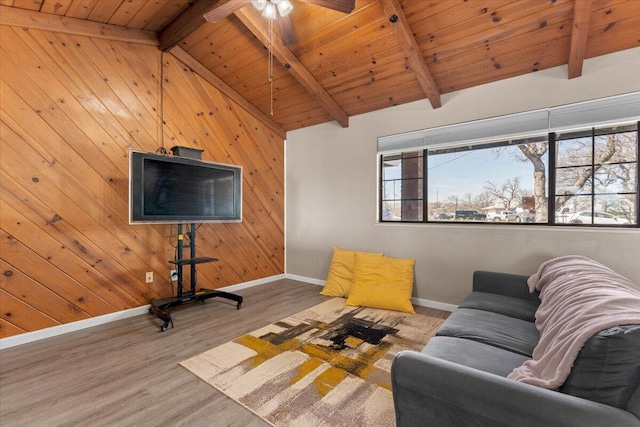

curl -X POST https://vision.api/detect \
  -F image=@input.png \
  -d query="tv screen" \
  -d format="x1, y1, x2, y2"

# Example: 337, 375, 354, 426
129, 150, 242, 224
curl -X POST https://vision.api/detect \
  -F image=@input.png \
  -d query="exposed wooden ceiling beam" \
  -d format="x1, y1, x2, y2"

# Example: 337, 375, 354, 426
231, 7, 349, 128
297, 0, 356, 14
160, 0, 250, 52
378, 0, 441, 109
567, 0, 592, 79
202, 0, 251, 23
0, 6, 157, 45
170, 47, 286, 140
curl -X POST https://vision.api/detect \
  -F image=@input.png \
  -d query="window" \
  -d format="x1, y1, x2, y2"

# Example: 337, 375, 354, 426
379, 123, 639, 227
427, 136, 548, 223
380, 152, 423, 221
553, 124, 638, 225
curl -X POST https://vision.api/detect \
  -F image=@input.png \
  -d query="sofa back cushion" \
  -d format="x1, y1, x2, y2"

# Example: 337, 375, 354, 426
560, 324, 640, 411
508, 256, 640, 393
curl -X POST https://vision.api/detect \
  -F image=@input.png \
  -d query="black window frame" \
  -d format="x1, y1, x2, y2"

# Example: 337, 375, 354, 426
379, 151, 425, 223
379, 122, 640, 228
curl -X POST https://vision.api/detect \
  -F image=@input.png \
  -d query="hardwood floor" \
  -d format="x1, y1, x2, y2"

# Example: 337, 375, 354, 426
0, 280, 449, 427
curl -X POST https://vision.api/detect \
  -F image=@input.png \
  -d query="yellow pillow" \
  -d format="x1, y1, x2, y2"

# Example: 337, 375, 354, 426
346, 254, 415, 313
320, 247, 383, 297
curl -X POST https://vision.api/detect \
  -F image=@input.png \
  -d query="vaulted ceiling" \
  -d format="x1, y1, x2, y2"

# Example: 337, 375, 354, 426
2, 0, 639, 136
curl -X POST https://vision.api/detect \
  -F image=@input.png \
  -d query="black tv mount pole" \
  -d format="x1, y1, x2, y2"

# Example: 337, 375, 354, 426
149, 223, 243, 332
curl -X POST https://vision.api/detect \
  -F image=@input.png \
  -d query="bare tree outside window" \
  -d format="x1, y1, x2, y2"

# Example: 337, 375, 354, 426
379, 123, 638, 227
555, 126, 637, 224
483, 177, 523, 210
517, 141, 549, 222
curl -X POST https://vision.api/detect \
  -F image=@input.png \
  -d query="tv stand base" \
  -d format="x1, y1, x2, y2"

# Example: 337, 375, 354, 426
149, 289, 243, 332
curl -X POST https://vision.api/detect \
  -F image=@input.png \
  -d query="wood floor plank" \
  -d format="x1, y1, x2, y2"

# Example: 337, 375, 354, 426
0, 280, 449, 426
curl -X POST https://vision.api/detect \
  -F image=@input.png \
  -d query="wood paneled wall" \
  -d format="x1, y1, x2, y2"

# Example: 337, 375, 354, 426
0, 25, 284, 338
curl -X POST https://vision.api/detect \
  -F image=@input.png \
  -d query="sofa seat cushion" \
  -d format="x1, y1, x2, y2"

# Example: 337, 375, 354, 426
458, 291, 539, 322
422, 336, 531, 377
436, 308, 539, 357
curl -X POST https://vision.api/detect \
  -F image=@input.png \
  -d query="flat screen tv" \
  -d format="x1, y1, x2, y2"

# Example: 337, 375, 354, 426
129, 150, 242, 224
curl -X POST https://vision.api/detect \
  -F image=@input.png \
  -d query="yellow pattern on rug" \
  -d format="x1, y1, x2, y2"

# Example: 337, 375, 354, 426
180, 297, 444, 427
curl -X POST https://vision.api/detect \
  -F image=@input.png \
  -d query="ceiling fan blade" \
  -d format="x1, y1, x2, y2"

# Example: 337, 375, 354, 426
276, 14, 296, 46
298, 0, 356, 14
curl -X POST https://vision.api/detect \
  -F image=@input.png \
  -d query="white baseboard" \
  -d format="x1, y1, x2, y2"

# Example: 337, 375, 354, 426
284, 274, 457, 312
220, 274, 286, 293
412, 297, 457, 313
0, 305, 151, 350
0, 274, 286, 351
0, 273, 455, 350
284, 273, 325, 286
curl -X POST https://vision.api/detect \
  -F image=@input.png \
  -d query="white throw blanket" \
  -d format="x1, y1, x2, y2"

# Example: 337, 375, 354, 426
508, 255, 640, 389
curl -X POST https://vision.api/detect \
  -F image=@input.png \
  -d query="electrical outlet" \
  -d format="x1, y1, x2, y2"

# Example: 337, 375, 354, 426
145, 272, 153, 283
170, 269, 178, 282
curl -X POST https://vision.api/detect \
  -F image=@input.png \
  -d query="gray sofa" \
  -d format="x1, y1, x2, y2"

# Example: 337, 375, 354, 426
391, 270, 640, 427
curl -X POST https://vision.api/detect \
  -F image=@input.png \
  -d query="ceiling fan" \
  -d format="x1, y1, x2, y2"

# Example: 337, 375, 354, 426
250, 0, 356, 46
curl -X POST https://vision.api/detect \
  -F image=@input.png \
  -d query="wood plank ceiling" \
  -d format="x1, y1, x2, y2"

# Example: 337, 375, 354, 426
1, 0, 639, 134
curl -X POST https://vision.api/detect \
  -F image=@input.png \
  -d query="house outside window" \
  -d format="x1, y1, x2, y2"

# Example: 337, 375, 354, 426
427, 136, 549, 223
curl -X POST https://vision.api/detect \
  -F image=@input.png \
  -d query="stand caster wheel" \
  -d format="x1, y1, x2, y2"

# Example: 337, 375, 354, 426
159, 319, 173, 332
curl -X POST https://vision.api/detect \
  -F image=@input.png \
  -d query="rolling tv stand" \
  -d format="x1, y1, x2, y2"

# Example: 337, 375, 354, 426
149, 223, 243, 331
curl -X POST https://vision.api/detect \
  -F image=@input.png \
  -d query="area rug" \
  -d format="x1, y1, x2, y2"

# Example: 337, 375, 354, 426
180, 297, 444, 427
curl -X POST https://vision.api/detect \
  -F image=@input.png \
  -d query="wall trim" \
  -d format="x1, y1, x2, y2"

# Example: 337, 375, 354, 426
0, 274, 286, 350
0, 273, 455, 350
284, 274, 457, 312
0, 305, 151, 351
284, 273, 326, 286
411, 297, 457, 313
219, 274, 286, 293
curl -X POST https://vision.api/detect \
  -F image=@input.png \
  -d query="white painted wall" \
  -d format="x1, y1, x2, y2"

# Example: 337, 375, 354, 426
286, 47, 640, 306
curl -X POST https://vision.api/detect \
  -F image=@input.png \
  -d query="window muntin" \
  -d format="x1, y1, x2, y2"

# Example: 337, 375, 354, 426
381, 151, 424, 221
379, 123, 638, 227
554, 124, 638, 226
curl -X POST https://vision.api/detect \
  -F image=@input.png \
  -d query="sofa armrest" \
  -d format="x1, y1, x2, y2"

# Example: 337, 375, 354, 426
472, 270, 539, 301
391, 350, 640, 427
